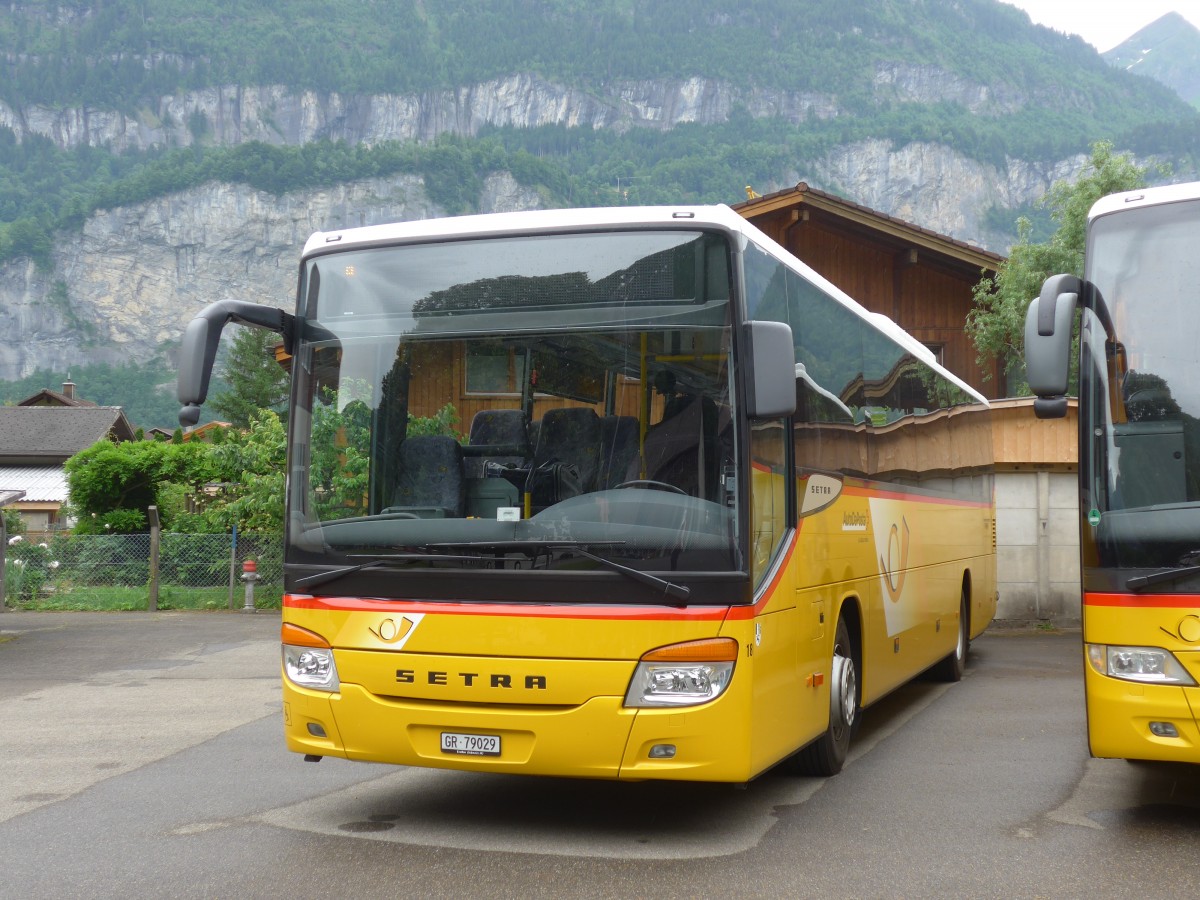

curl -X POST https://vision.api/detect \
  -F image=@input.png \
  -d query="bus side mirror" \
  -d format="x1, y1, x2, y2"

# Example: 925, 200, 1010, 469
177, 300, 295, 427
743, 320, 796, 419
1024, 274, 1080, 420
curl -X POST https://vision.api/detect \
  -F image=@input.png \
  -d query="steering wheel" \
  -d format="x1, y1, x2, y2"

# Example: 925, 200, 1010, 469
612, 479, 687, 495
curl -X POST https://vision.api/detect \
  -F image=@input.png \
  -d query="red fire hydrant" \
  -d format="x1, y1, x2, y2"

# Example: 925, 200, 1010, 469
241, 558, 259, 613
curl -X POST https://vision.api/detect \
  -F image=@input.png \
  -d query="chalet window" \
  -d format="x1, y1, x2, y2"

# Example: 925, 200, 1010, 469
465, 343, 527, 394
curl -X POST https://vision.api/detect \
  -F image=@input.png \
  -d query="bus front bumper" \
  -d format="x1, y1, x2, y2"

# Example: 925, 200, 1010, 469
1085, 667, 1200, 763
282, 681, 755, 782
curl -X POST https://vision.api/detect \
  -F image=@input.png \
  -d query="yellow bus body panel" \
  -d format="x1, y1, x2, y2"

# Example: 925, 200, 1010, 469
1082, 598, 1200, 763
791, 481, 995, 707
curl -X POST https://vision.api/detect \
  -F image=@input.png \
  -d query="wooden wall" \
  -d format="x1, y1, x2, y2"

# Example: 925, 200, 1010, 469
746, 209, 1003, 400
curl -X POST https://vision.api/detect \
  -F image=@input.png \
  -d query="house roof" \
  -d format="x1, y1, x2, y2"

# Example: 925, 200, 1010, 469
0, 407, 136, 465
17, 388, 96, 408
732, 181, 1005, 273
0, 466, 67, 503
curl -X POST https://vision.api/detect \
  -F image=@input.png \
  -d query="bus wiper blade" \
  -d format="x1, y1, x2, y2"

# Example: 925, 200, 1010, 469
290, 553, 480, 590
421, 540, 626, 550
568, 546, 691, 602
1126, 564, 1200, 592
422, 540, 690, 601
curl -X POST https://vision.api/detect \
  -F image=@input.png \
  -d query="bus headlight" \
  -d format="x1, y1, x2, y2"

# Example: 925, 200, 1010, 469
624, 638, 738, 708
1086, 644, 1196, 686
282, 623, 341, 692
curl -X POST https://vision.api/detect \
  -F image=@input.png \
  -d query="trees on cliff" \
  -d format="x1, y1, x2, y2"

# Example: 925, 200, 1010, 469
965, 141, 1157, 392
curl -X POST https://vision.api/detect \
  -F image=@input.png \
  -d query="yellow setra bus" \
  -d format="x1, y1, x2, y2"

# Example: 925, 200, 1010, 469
1025, 182, 1200, 764
179, 205, 996, 782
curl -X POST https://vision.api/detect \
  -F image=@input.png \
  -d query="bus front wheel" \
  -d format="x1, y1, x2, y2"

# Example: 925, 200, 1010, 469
791, 616, 858, 777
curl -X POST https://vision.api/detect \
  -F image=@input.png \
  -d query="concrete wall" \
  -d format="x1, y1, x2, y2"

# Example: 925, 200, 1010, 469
995, 470, 1080, 624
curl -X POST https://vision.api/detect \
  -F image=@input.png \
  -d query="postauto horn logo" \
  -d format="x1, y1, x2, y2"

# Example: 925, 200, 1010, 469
369, 614, 424, 648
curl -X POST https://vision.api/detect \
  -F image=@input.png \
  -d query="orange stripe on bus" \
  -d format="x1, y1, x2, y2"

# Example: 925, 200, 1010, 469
1084, 592, 1200, 609
284, 594, 730, 621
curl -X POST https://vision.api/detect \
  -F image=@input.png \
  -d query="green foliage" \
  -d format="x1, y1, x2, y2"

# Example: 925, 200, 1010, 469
966, 141, 1157, 391
0, 0, 1187, 114
65, 438, 212, 532
197, 410, 287, 532
210, 326, 289, 428
310, 396, 371, 520
3, 536, 52, 602
64, 409, 289, 534
406, 403, 465, 441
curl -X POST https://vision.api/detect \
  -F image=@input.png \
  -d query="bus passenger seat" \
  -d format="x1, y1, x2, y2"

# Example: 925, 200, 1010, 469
599, 415, 639, 489
529, 408, 601, 494
389, 435, 466, 517
466, 409, 529, 478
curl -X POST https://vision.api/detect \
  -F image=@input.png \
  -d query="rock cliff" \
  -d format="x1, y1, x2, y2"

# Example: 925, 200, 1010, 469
0, 64, 1155, 379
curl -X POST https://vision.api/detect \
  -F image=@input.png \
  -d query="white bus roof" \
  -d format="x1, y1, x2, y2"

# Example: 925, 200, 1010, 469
1089, 180, 1200, 221
302, 205, 751, 256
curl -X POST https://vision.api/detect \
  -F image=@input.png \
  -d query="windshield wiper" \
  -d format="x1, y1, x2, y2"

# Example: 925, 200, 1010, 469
567, 546, 691, 602
293, 543, 691, 602
289, 553, 481, 590
1126, 564, 1200, 593
423, 540, 691, 601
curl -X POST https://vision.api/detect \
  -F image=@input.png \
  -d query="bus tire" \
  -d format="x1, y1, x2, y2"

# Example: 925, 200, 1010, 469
930, 592, 969, 682
791, 615, 858, 777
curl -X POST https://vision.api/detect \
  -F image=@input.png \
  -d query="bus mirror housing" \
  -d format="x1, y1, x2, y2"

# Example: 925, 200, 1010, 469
177, 300, 295, 427
743, 320, 796, 419
1024, 274, 1081, 420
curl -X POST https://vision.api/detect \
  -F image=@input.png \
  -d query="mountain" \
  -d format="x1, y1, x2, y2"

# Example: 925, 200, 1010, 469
0, 0, 1198, 384
1104, 12, 1200, 109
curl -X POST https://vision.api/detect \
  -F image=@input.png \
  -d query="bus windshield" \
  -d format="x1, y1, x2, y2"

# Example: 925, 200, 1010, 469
285, 229, 742, 597
1084, 197, 1200, 569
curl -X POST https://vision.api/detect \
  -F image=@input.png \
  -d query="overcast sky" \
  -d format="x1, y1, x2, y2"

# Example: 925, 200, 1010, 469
1000, 1, 1200, 53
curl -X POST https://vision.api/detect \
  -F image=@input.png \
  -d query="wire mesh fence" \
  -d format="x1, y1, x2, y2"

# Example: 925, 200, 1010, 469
3, 532, 283, 611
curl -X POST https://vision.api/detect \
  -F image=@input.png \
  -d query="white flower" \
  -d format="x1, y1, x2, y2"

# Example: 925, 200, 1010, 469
7, 535, 22, 545
49, 560, 60, 569
38, 542, 47, 549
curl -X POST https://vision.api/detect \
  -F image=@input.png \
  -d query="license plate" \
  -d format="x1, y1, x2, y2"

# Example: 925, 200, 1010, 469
440, 731, 501, 756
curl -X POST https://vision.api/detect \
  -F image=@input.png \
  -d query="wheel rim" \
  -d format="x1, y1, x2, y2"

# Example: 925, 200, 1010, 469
830, 649, 856, 734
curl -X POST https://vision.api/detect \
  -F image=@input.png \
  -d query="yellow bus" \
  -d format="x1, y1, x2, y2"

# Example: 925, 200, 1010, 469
1025, 182, 1200, 764
179, 205, 996, 782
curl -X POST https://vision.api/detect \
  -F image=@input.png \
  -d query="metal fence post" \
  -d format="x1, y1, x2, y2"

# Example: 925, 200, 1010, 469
227, 523, 238, 610
0, 506, 6, 613
147, 506, 160, 612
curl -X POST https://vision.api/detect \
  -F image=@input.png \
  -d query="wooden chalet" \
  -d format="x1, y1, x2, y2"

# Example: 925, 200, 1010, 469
733, 182, 1007, 399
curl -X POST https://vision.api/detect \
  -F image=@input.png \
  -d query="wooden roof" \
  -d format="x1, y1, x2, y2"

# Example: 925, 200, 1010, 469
733, 182, 1004, 276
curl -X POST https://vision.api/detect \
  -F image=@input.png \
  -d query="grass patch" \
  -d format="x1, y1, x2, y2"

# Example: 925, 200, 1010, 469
13, 584, 283, 611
